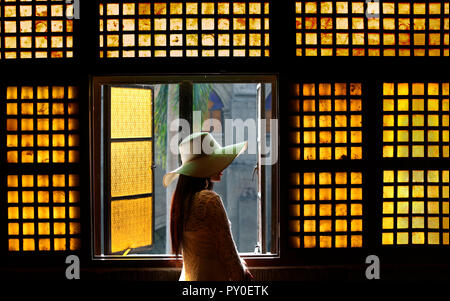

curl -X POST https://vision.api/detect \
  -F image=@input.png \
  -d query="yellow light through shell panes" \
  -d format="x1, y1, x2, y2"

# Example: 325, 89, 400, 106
7, 174, 81, 251
111, 197, 153, 253
383, 82, 450, 159
109, 85, 154, 254
110, 87, 152, 139
99, 1, 270, 58
111, 141, 153, 198
6, 85, 80, 164
0, 0, 75, 59
295, 1, 449, 56
288, 172, 363, 248
382, 170, 449, 246
289, 82, 363, 161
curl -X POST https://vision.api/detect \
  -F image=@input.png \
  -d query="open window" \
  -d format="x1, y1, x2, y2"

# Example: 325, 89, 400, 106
91, 75, 279, 258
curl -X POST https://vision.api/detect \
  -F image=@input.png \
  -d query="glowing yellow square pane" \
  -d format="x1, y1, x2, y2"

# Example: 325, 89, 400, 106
350, 235, 362, 247
8, 207, 19, 219
397, 201, 409, 214
110, 87, 152, 139
111, 197, 152, 253
38, 238, 50, 251
397, 145, 409, 158
8, 191, 19, 203
319, 236, 332, 248
383, 186, 394, 198
303, 173, 315, 185
319, 220, 332, 232
382, 233, 394, 245
319, 147, 332, 160
336, 220, 347, 232
428, 233, 440, 245
303, 188, 315, 201
350, 188, 363, 200
22, 207, 34, 219
303, 220, 315, 232
303, 204, 316, 217
319, 173, 332, 185
428, 217, 440, 229
38, 191, 49, 203
23, 239, 35, 251
351, 219, 363, 232
111, 141, 152, 198
351, 204, 363, 215
383, 217, 394, 229
54, 238, 66, 250
335, 203, 347, 215
412, 232, 425, 244
319, 204, 332, 216
319, 188, 332, 201
384, 170, 395, 183
22, 191, 34, 203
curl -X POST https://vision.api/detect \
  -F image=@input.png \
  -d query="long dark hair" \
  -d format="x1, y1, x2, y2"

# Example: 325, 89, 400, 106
170, 174, 213, 256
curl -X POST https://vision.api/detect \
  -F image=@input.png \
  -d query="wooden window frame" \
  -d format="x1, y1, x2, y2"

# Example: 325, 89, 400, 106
90, 74, 280, 262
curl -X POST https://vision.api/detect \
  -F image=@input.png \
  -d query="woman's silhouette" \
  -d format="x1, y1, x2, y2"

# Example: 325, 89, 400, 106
164, 132, 253, 281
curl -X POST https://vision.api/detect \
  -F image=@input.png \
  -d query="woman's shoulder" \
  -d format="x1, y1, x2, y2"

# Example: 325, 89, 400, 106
195, 189, 221, 201
193, 190, 223, 210
189, 190, 223, 223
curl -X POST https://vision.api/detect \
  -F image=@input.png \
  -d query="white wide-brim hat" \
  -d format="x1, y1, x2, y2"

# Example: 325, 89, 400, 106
163, 132, 247, 187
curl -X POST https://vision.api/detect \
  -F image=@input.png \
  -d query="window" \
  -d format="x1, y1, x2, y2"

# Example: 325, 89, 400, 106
91, 75, 278, 258
98, 0, 270, 58
295, 1, 450, 56
380, 81, 449, 247
289, 82, 363, 161
5, 84, 81, 252
382, 169, 449, 245
7, 173, 81, 251
382, 82, 449, 158
0, 0, 75, 59
289, 171, 363, 248
6, 85, 80, 164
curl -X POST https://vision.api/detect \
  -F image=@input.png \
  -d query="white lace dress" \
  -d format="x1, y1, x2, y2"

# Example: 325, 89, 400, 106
179, 190, 246, 281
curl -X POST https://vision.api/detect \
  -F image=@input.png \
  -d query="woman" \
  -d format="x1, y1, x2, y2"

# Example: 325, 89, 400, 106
163, 132, 253, 281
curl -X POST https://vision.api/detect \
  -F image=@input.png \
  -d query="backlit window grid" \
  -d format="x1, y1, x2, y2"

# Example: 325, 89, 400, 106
5, 85, 80, 164
0, 0, 74, 59
382, 82, 450, 159
289, 82, 363, 161
288, 172, 364, 248
7, 173, 81, 251
382, 170, 450, 246
98, 1, 270, 58
295, 1, 450, 56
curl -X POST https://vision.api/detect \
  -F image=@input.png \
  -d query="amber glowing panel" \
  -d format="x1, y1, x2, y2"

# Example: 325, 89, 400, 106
289, 82, 363, 161
108, 86, 153, 253
7, 173, 81, 251
98, 1, 270, 58
0, 0, 75, 59
382, 170, 449, 245
288, 172, 363, 248
295, 1, 450, 56
6, 86, 80, 164
383, 82, 449, 158
111, 197, 153, 253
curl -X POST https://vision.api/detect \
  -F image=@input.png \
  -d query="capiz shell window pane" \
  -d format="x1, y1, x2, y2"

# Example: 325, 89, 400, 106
111, 141, 153, 198
110, 87, 153, 139
111, 197, 153, 253
99, 0, 270, 58
0, 0, 75, 59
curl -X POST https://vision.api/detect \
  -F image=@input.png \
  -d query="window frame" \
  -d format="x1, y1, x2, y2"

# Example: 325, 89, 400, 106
90, 74, 280, 262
